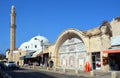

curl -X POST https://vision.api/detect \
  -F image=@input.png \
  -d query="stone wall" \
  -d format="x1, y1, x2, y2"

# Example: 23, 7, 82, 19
13, 50, 27, 66
111, 18, 120, 36
48, 44, 56, 64
89, 36, 101, 52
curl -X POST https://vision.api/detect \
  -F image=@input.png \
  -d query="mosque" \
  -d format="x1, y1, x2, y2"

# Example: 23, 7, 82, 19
6, 5, 120, 72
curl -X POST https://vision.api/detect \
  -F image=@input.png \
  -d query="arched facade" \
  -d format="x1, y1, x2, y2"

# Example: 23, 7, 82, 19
54, 28, 89, 70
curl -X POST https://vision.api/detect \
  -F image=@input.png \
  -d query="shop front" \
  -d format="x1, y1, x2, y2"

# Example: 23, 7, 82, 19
104, 49, 120, 71
37, 53, 49, 67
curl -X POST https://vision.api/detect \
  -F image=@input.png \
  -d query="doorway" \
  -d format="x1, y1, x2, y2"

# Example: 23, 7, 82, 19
108, 53, 120, 70
92, 52, 101, 70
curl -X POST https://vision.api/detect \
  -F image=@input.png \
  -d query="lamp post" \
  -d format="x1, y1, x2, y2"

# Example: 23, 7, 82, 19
40, 40, 44, 66
34, 38, 44, 66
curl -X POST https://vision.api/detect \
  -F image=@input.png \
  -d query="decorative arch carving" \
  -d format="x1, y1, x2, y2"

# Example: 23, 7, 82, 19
54, 28, 89, 67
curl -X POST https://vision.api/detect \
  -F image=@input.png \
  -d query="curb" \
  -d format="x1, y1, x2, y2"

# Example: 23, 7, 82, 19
26, 67, 91, 77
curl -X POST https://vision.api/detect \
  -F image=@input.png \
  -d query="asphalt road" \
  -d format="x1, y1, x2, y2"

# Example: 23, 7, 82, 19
4, 68, 88, 78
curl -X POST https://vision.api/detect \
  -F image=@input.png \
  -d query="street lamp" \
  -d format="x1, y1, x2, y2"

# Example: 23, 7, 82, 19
40, 40, 44, 66
34, 38, 44, 66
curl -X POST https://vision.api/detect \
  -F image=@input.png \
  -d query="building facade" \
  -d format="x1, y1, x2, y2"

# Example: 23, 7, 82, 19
12, 35, 50, 66
53, 29, 89, 71
11, 17, 120, 71
103, 17, 120, 71
7, 5, 120, 71
50, 19, 120, 71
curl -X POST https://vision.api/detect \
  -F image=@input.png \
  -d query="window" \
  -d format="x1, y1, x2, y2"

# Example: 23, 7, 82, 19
35, 45, 37, 48
25, 46, 27, 48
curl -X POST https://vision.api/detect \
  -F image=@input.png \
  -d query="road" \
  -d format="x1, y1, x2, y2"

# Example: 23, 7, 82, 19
4, 68, 88, 78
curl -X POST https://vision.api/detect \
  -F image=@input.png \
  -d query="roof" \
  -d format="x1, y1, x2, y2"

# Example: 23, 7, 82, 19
19, 35, 50, 51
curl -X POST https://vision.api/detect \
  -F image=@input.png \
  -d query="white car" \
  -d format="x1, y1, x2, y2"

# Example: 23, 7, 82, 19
4, 61, 17, 68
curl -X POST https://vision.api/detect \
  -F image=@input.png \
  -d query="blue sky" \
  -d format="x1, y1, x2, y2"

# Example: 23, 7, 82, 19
0, 0, 120, 54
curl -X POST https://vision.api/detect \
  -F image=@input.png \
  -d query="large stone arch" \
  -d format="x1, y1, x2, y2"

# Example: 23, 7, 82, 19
54, 28, 89, 68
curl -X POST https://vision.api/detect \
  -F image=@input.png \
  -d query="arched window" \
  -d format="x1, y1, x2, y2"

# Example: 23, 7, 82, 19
25, 46, 27, 48
35, 45, 37, 48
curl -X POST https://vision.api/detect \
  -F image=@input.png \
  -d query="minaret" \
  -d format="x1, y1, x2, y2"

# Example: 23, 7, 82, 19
9, 5, 16, 61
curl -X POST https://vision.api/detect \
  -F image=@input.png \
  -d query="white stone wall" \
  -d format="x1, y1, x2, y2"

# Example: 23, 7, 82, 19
19, 36, 49, 51
59, 37, 86, 70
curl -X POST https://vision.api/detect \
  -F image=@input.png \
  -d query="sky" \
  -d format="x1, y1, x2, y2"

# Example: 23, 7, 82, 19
0, 0, 120, 54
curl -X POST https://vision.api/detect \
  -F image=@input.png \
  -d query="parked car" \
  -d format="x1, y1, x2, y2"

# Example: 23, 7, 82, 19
4, 61, 17, 69
0, 61, 5, 69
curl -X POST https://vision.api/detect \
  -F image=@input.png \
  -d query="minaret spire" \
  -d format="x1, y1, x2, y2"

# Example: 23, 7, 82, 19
9, 5, 16, 61
10, 5, 16, 26
11, 5, 15, 13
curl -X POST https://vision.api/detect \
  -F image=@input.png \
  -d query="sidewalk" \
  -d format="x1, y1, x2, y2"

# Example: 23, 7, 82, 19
23, 66, 116, 78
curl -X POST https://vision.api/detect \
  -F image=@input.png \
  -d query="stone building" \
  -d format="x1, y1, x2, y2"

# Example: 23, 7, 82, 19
103, 17, 120, 71
13, 50, 26, 66
12, 35, 50, 66
49, 18, 120, 71
7, 5, 120, 72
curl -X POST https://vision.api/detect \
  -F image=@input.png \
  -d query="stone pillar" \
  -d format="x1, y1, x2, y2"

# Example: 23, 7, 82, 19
54, 68, 56, 72
101, 35, 111, 71
63, 68, 66, 73
90, 70, 94, 77
111, 71, 117, 78
75, 69, 79, 74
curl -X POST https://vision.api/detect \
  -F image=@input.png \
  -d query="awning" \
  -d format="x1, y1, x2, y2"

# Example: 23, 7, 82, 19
26, 51, 35, 58
32, 49, 42, 57
19, 56, 26, 60
103, 49, 120, 53
37, 53, 48, 57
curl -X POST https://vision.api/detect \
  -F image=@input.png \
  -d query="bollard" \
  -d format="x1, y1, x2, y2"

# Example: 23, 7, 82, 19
75, 69, 79, 74
32, 65, 35, 69
111, 71, 117, 78
63, 68, 66, 73
90, 70, 94, 77
47, 67, 49, 70
54, 68, 56, 72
